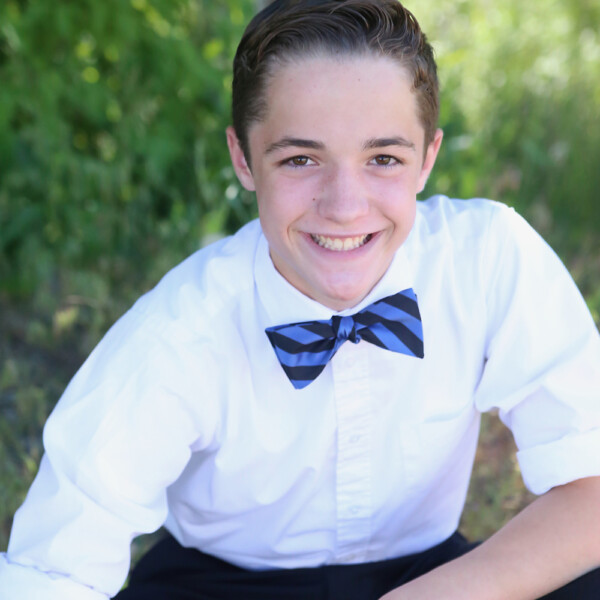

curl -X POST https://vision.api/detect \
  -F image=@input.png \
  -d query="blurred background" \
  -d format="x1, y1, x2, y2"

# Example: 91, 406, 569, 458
1, 0, 598, 553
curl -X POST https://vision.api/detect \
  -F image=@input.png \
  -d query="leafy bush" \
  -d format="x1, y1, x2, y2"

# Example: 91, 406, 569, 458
418, 0, 600, 248
1, 0, 598, 311
0, 0, 256, 308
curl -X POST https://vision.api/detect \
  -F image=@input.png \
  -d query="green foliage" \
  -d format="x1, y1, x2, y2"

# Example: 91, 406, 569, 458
0, 355, 58, 548
461, 413, 535, 540
1, 0, 598, 309
414, 0, 600, 256
0, 0, 256, 306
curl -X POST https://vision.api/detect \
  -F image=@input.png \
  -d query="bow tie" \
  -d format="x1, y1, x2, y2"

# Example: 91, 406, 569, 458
265, 288, 424, 389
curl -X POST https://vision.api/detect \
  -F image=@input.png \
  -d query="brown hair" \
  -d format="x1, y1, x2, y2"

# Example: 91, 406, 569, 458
232, 0, 439, 164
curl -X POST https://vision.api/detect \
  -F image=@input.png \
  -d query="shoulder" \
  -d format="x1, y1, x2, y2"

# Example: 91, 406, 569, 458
412, 195, 514, 246
130, 219, 263, 333
405, 195, 564, 320
409, 195, 544, 266
42, 221, 265, 436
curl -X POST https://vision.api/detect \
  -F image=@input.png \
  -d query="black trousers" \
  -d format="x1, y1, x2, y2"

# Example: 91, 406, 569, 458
115, 532, 600, 600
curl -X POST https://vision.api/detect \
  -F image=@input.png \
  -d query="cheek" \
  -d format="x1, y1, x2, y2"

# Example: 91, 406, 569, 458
377, 182, 415, 210
382, 191, 417, 233
256, 197, 299, 243
257, 178, 314, 224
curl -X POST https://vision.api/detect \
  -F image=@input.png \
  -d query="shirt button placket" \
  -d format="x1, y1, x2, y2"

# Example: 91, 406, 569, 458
331, 342, 373, 563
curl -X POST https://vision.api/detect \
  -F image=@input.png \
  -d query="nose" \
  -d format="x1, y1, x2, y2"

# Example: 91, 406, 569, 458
316, 165, 369, 224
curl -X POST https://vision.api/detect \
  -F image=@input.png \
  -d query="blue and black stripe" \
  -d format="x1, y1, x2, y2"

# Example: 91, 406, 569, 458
265, 288, 424, 389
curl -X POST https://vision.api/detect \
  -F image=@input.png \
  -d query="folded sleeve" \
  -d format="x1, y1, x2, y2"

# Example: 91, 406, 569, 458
0, 554, 108, 600
473, 205, 600, 494
0, 304, 220, 599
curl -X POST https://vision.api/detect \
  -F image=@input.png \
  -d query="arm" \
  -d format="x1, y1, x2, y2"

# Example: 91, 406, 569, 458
390, 205, 596, 599
0, 307, 216, 600
381, 475, 600, 600
0, 554, 109, 600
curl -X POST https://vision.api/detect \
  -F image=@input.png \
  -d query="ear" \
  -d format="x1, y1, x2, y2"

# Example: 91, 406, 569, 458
417, 128, 443, 193
226, 126, 256, 191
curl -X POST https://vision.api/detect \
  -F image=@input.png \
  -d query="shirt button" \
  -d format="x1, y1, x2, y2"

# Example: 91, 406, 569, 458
349, 506, 360, 515
349, 435, 361, 444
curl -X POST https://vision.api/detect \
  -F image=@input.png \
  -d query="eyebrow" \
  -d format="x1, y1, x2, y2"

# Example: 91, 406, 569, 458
362, 136, 417, 152
263, 135, 417, 155
264, 137, 325, 155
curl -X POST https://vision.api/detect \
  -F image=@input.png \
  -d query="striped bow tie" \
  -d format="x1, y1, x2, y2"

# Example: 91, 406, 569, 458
265, 288, 424, 389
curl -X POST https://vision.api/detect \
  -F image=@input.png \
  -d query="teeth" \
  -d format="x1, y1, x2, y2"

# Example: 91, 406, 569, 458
311, 234, 372, 251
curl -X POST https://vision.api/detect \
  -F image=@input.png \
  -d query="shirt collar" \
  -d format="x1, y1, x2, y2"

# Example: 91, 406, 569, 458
254, 232, 415, 328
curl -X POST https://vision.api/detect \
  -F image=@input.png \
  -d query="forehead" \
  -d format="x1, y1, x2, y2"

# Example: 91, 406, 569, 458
249, 54, 424, 152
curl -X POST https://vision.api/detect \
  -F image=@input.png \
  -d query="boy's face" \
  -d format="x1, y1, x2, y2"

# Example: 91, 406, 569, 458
228, 55, 442, 311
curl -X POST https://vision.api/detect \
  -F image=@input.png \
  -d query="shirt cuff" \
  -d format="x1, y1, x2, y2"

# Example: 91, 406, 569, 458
517, 427, 600, 495
0, 554, 109, 600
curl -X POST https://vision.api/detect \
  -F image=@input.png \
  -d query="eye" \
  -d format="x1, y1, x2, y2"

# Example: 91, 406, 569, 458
291, 156, 309, 166
371, 155, 400, 167
282, 155, 314, 168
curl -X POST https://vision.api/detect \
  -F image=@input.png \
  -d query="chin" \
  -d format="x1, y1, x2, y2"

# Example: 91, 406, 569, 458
320, 283, 375, 311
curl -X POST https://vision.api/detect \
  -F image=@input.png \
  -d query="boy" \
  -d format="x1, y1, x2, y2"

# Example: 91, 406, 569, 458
1, 1, 600, 598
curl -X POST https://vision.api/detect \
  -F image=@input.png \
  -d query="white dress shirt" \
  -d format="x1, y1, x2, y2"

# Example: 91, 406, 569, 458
1, 196, 599, 600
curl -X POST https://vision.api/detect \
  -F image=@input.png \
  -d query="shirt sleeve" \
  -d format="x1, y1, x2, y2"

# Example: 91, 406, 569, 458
473, 204, 600, 495
0, 304, 219, 599
0, 554, 108, 600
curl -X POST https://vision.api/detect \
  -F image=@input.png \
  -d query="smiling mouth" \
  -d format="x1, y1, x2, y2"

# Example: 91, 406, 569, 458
310, 233, 373, 251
